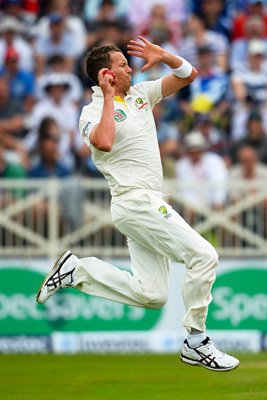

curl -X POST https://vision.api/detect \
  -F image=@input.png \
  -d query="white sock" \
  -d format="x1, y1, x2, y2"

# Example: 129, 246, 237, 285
187, 332, 206, 348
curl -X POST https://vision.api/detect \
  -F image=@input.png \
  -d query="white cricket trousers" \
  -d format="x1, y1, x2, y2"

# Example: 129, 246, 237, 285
74, 189, 218, 333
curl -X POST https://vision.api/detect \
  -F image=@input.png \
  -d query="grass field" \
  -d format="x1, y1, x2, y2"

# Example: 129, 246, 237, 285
0, 353, 266, 400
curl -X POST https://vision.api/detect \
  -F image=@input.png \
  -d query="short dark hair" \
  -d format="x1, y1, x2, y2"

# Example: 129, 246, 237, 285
38, 117, 58, 143
47, 54, 65, 66
84, 45, 122, 85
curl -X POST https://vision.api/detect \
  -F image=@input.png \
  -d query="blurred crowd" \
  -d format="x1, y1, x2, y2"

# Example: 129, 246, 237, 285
1, 0, 267, 212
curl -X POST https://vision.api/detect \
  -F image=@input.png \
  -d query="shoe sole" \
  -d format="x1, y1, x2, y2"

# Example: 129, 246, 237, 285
36, 250, 71, 304
180, 355, 239, 372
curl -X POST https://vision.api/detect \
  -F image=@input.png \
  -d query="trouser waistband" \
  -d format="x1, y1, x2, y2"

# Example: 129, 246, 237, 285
111, 188, 163, 203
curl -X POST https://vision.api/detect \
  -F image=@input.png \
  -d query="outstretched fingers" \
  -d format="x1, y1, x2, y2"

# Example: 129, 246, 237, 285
128, 40, 146, 49
127, 35, 151, 52
127, 43, 145, 58
137, 36, 151, 45
127, 51, 143, 58
127, 36, 154, 70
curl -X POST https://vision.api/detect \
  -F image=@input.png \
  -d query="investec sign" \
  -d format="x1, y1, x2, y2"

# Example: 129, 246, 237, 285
207, 263, 267, 330
0, 267, 162, 335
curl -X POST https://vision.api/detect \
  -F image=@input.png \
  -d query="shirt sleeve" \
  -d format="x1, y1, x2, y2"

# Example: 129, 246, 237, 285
79, 105, 102, 146
135, 78, 163, 109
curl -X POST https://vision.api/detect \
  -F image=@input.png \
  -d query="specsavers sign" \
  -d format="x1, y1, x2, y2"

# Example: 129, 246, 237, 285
0, 265, 162, 335
207, 263, 267, 330
0, 260, 267, 338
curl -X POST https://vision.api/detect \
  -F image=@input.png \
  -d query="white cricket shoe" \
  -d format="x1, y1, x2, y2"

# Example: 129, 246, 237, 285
36, 250, 78, 304
180, 337, 239, 372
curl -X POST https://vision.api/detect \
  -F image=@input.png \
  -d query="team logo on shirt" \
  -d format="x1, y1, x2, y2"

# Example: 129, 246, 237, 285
158, 205, 172, 219
135, 97, 148, 111
114, 109, 127, 122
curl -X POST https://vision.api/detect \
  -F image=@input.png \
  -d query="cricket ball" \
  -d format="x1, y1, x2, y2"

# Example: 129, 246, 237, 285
103, 70, 115, 79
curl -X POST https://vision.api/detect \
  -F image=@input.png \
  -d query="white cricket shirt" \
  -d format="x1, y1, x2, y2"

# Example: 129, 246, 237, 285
79, 79, 164, 196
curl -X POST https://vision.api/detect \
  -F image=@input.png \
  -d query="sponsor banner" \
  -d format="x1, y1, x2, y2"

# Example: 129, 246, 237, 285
0, 336, 51, 354
52, 331, 183, 354
0, 264, 164, 335
53, 330, 262, 354
207, 261, 267, 331
0, 258, 266, 353
207, 330, 261, 352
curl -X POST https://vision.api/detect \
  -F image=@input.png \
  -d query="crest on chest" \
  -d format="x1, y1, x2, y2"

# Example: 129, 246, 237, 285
114, 109, 127, 122
134, 97, 149, 111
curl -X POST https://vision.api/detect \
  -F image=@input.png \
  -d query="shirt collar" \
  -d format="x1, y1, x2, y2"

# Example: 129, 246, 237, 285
92, 86, 132, 99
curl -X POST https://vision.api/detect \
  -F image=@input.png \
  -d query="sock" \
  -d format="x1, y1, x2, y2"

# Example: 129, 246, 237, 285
187, 332, 206, 348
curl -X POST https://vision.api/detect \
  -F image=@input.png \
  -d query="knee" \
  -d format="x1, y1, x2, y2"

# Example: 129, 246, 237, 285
201, 245, 219, 267
142, 290, 169, 310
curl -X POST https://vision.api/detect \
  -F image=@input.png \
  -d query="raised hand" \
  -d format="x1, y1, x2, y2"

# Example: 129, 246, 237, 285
127, 36, 164, 72
98, 68, 116, 97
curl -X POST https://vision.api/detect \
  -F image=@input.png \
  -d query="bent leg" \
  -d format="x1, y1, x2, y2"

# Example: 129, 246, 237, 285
111, 192, 218, 333
74, 238, 170, 309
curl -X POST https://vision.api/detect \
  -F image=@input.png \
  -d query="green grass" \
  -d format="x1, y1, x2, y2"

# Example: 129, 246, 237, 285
0, 353, 266, 400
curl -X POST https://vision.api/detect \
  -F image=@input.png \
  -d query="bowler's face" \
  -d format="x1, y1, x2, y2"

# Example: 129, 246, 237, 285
110, 51, 132, 93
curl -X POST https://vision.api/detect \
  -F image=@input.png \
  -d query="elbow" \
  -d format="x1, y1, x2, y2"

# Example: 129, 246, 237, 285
90, 125, 115, 152
189, 67, 198, 82
94, 140, 113, 152
100, 144, 113, 152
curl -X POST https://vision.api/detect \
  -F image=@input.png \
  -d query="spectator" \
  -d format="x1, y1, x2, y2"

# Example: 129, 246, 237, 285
128, 0, 187, 29
37, 54, 83, 106
131, 6, 178, 82
24, 72, 88, 171
230, 39, 267, 140
175, 131, 228, 210
0, 47, 35, 112
194, 112, 228, 157
84, 0, 129, 23
135, 3, 181, 46
35, 12, 79, 76
231, 0, 267, 41
88, 20, 131, 57
0, 75, 27, 163
23, 0, 39, 17
36, 0, 87, 56
229, 145, 267, 241
180, 45, 229, 123
230, 15, 267, 70
231, 39, 267, 104
230, 144, 267, 182
197, 0, 231, 40
27, 116, 84, 232
229, 110, 267, 164
0, 143, 26, 179
85, 1, 131, 50
0, 16, 34, 71
153, 100, 180, 177
27, 117, 71, 178
179, 14, 229, 71
0, 143, 26, 204
1, 0, 37, 25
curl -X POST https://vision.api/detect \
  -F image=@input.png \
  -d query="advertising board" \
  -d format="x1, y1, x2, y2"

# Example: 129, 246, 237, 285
0, 258, 266, 352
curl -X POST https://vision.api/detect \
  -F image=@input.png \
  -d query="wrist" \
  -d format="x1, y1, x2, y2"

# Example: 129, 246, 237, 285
103, 94, 114, 102
171, 57, 193, 78
160, 50, 175, 66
